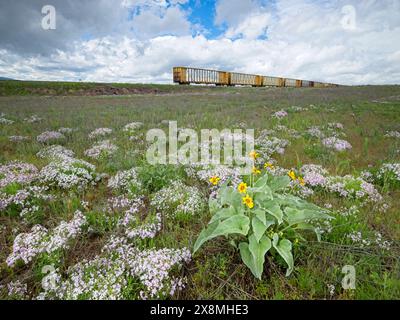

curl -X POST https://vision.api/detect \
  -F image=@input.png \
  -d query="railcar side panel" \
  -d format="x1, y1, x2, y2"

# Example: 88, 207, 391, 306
285, 78, 297, 87
230, 72, 258, 86
262, 76, 280, 86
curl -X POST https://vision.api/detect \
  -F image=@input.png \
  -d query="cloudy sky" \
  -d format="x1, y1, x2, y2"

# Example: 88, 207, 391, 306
0, 0, 399, 85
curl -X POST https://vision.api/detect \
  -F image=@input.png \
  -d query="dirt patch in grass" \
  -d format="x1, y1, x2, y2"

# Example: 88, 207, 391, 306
65, 234, 106, 267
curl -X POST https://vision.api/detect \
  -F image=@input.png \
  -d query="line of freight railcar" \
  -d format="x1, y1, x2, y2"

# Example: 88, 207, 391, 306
173, 67, 339, 88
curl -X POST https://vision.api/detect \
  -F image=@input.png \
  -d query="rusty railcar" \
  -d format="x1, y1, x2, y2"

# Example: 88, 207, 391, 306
173, 67, 338, 88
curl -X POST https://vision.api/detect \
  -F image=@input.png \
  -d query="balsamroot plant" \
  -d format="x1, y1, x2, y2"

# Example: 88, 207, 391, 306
193, 172, 332, 279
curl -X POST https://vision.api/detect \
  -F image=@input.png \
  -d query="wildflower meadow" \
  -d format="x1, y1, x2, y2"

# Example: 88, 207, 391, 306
0, 83, 399, 300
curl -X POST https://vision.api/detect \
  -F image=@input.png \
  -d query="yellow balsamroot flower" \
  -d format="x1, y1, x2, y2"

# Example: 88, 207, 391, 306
298, 177, 305, 186
242, 194, 254, 209
249, 151, 259, 159
252, 167, 261, 175
288, 170, 296, 180
238, 182, 247, 194
209, 176, 220, 186
264, 162, 275, 169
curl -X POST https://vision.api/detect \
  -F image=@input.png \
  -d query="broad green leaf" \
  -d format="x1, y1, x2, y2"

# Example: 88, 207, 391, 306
193, 221, 219, 253
272, 234, 294, 276
275, 194, 321, 211
220, 187, 242, 208
234, 205, 245, 215
239, 242, 256, 277
254, 174, 268, 188
254, 209, 275, 230
284, 207, 332, 225
239, 234, 271, 279
253, 185, 273, 202
220, 186, 232, 205
264, 216, 275, 229
269, 175, 290, 191
209, 207, 236, 224
231, 192, 243, 208
254, 209, 266, 225
211, 215, 250, 237
209, 197, 219, 215
193, 215, 250, 253
252, 216, 267, 242
248, 234, 271, 279
261, 200, 283, 225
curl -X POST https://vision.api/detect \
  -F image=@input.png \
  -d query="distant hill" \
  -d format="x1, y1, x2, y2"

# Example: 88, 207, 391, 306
0, 77, 15, 81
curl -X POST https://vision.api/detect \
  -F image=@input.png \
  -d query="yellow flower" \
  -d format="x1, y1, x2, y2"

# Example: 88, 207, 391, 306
288, 170, 296, 180
209, 176, 220, 186
294, 238, 299, 245
252, 167, 261, 175
249, 151, 259, 159
238, 182, 247, 194
264, 162, 275, 169
297, 177, 305, 186
242, 194, 254, 209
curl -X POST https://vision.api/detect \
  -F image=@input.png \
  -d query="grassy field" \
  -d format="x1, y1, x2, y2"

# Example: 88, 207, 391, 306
0, 80, 210, 96
0, 82, 399, 299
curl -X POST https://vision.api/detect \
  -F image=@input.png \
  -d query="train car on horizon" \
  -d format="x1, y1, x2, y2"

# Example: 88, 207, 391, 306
173, 66, 338, 88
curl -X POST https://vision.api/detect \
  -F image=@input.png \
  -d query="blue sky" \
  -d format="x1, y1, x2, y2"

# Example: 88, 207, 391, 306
0, 0, 400, 84
127, 0, 227, 38
124, 0, 230, 39
183, 0, 221, 38
183, 0, 273, 39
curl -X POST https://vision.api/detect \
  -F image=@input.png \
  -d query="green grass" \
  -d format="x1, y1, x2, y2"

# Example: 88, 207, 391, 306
0, 84, 399, 300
